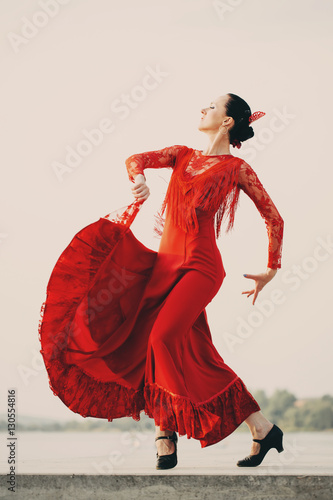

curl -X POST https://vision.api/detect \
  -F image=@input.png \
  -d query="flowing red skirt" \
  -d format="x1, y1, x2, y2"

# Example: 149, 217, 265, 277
38, 200, 260, 448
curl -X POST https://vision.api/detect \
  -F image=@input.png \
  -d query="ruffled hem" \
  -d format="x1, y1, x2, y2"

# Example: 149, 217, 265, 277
38, 306, 259, 449
38, 344, 146, 421
144, 378, 260, 448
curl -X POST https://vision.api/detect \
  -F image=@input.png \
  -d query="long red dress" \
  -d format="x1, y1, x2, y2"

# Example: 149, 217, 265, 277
38, 145, 284, 448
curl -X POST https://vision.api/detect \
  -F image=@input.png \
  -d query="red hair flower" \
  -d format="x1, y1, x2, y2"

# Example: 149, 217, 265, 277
249, 111, 266, 124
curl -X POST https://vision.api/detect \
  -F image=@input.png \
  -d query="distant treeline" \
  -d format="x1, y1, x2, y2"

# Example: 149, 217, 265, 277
251, 390, 333, 432
1, 390, 333, 432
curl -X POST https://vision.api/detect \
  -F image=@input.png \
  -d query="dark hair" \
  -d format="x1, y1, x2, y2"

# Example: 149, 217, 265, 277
225, 93, 254, 146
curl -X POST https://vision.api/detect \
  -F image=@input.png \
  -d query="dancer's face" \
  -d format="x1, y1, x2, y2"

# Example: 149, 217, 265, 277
198, 95, 233, 133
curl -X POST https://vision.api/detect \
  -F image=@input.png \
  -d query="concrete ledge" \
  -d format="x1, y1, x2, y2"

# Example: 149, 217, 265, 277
1, 475, 333, 500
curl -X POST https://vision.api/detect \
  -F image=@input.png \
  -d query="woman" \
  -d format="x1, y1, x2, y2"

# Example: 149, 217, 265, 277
38, 93, 284, 471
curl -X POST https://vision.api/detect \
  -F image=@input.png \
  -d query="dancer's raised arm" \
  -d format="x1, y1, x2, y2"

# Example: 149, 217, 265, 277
125, 144, 185, 202
125, 145, 185, 183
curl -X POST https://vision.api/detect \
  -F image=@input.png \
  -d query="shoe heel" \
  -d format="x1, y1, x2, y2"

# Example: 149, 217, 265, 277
275, 434, 284, 453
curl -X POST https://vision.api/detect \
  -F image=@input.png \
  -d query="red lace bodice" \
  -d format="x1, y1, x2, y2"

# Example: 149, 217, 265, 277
125, 145, 284, 269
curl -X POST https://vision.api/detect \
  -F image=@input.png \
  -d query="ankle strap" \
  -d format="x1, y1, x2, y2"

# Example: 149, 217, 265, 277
155, 435, 174, 442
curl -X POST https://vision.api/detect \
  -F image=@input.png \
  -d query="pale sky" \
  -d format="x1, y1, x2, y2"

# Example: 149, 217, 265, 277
1, 0, 332, 422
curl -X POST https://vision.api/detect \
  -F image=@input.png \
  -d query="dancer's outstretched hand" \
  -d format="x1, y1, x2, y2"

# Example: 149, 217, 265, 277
242, 268, 277, 305
131, 174, 150, 202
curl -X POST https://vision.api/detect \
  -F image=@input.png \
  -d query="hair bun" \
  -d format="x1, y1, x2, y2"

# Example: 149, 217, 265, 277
243, 109, 251, 125
226, 93, 256, 149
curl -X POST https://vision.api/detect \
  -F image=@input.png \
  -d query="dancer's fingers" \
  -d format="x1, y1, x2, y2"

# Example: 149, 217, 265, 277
252, 290, 259, 305
243, 273, 258, 280
132, 185, 150, 200
132, 185, 147, 194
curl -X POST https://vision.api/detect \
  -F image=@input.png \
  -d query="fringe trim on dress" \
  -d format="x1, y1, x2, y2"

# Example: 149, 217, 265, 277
153, 149, 243, 240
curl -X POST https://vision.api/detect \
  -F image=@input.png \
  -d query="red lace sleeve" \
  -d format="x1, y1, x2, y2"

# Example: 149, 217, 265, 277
238, 162, 284, 269
125, 145, 185, 183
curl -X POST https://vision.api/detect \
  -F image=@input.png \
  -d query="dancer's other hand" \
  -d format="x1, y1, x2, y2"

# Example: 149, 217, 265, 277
131, 174, 150, 202
242, 268, 277, 305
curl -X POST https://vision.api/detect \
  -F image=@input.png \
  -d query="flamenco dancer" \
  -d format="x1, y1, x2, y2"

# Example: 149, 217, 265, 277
38, 93, 284, 470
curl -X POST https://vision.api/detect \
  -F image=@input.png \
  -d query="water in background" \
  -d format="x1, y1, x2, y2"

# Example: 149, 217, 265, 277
1, 431, 332, 475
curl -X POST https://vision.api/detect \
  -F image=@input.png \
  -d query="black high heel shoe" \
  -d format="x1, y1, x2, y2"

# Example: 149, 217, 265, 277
155, 431, 178, 470
237, 424, 284, 467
